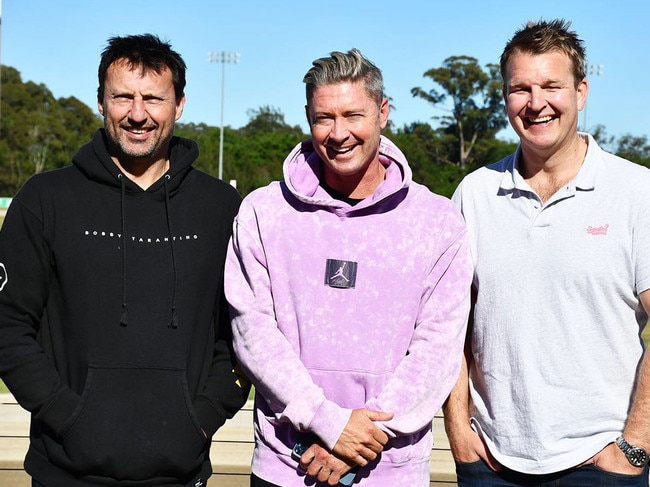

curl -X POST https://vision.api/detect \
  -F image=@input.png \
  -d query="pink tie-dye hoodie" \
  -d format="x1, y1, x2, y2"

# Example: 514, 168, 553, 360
225, 136, 472, 486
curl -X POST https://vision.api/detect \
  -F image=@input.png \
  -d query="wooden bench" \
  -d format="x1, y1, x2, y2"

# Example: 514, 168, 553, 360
0, 393, 456, 486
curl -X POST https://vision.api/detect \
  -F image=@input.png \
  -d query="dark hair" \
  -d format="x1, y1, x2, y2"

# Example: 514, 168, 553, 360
303, 48, 384, 106
97, 34, 186, 102
500, 19, 586, 87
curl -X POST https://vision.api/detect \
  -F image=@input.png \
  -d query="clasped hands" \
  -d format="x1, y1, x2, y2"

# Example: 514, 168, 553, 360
298, 408, 393, 486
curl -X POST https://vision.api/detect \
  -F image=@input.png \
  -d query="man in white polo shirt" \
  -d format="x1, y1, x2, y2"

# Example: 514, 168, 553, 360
444, 18, 650, 486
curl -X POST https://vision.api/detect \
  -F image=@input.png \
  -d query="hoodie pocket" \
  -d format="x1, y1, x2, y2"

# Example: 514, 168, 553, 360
59, 365, 206, 480
381, 428, 432, 466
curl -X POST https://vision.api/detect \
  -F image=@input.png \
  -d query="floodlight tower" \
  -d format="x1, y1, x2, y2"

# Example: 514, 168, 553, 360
208, 51, 240, 180
582, 63, 604, 132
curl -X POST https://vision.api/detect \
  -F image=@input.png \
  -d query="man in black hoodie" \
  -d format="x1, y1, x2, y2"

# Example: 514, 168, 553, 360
0, 34, 249, 486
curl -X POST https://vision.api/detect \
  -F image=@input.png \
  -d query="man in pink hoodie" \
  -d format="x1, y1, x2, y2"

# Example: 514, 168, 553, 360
225, 48, 473, 486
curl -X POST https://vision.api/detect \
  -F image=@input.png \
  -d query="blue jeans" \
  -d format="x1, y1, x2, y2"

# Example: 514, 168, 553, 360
456, 459, 649, 487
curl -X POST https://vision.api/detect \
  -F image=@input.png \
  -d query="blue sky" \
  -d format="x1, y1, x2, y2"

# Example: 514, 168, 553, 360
3, 0, 648, 145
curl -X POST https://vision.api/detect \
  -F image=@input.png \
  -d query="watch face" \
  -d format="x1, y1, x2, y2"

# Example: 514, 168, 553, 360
628, 447, 649, 467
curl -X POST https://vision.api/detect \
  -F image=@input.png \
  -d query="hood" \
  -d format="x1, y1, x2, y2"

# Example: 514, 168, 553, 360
282, 135, 412, 212
72, 129, 199, 196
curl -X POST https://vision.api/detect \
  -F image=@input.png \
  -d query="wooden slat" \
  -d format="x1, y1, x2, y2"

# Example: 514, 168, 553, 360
0, 394, 457, 486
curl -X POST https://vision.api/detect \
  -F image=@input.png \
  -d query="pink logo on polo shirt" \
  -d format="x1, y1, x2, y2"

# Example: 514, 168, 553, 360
587, 224, 609, 236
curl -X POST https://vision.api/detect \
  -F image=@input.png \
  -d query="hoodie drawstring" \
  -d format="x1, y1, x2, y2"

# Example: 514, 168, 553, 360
163, 175, 179, 329
118, 174, 129, 326
118, 173, 178, 329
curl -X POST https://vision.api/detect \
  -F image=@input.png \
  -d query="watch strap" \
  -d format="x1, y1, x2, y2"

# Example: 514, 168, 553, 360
616, 435, 650, 467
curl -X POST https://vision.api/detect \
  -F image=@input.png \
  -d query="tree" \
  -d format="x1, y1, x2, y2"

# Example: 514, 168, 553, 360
241, 105, 303, 137
177, 107, 306, 196
590, 124, 615, 151
393, 122, 466, 197
230, 107, 305, 196
589, 125, 650, 167
615, 133, 650, 167
175, 122, 222, 176
2, 63, 649, 203
411, 55, 507, 169
389, 121, 517, 197
0, 66, 102, 195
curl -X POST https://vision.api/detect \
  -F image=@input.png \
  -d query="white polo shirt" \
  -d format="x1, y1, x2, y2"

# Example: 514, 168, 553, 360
453, 133, 650, 474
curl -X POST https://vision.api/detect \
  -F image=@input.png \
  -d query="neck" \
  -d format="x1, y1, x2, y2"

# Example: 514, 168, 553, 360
520, 134, 587, 177
519, 134, 588, 202
324, 161, 386, 199
114, 157, 170, 190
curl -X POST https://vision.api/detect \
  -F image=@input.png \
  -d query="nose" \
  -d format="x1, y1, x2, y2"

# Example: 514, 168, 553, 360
128, 98, 147, 124
528, 86, 546, 111
329, 118, 350, 143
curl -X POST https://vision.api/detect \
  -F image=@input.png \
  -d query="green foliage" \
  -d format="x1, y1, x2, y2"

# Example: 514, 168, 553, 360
177, 106, 305, 196
389, 122, 516, 198
1, 63, 648, 201
0, 66, 102, 195
615, 134, 650, 167
241, 105, 304, 138
471, 136, 518, 171
412, 56, 507, 169
228, 106, 304, 196
227, 129, 302, 197
589, 124, 650, 168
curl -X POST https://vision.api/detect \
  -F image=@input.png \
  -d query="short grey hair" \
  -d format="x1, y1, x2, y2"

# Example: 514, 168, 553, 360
303, 48, 384, 106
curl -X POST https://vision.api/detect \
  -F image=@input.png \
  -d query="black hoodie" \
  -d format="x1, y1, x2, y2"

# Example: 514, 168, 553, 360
0, 129, 248, 486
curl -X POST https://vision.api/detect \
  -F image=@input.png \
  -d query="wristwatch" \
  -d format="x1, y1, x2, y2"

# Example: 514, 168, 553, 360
616, 435, 650, 467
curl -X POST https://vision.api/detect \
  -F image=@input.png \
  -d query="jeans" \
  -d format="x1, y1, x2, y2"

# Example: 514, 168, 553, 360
456, 459, 650, 487
251, 473, 282, 487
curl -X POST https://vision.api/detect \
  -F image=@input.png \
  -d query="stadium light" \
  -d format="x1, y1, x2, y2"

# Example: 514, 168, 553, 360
208, 51, 240, 180
582, 63, 604, 133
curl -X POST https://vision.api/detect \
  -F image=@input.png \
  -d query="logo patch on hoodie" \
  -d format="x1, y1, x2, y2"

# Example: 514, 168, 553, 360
325, 259, 357, 289
0, 263, 7, 292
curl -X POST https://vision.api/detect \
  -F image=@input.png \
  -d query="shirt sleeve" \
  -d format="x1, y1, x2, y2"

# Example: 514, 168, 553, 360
0, 186, 81, 436
225, 201, 351, 449
634, 181, 650, 296
365, 212, 472, 437
192, 286, 252, 437
192, 191, 251, 437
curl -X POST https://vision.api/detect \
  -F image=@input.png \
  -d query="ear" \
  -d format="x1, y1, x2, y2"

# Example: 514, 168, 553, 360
304, 104, 311, 126
502, 85, 509, 107
577, 78, 589, 111
97, 99, 105, 117
174, 94, 187, 121
379, 98, 389, 129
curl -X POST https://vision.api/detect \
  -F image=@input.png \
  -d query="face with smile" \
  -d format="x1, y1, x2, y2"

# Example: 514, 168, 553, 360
98, 59, 185, 172
503, 50, 588, 161
306, 80, 389, 196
